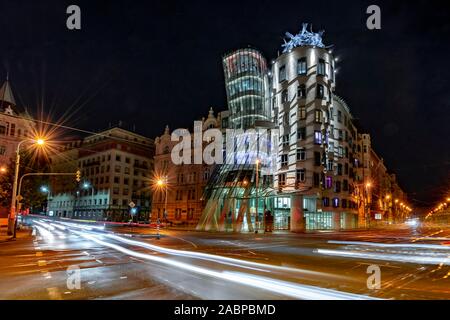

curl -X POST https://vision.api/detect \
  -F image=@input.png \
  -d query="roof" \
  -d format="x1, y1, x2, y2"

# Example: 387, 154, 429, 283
0, 78, 16, 107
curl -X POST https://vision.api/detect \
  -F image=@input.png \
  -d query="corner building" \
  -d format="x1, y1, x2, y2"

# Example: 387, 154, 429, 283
272, 42, 359, 231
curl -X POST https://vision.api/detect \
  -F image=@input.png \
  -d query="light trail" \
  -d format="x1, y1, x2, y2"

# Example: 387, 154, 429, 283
49, 220, 349, 280
71, 229, 377, 300
328, 240, 450, 250
317, 249, 450, 265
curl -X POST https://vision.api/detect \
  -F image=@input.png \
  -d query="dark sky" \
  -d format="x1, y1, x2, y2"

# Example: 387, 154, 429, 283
1, 0, 449, 207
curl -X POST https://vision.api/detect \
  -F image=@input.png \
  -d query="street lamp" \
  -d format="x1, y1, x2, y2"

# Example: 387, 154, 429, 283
156, 176, 168, 221
0, 166, 6, 174
82, 181, 95, 212
8, 137, 46, 237
255, 159, 260, 234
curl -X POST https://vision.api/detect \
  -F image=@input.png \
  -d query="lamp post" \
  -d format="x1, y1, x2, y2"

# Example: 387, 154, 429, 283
156, 176, 168, 239
8, 138, 45, 237
83, 181, 95, 216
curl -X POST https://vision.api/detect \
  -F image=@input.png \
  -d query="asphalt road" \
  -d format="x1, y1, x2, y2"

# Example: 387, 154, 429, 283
0, 217, 449, 300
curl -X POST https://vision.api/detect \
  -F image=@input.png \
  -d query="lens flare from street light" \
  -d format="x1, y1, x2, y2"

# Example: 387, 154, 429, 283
0, 167, 6, 173
36, 138, 45, 146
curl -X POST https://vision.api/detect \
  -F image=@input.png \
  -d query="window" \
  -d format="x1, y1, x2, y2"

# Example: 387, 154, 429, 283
313, 173, 320, 187
279, 65, 286, 82
114, 176, 120, 184
332, 198, 340, 208
343, 179, 349, 191
187, 208, 194, 220
296, 148, 306, 161
297, 58, 307, 75
337, 110, 342, 122
282, 134, 289, 147
318, 59, 326, 76
328, 142, 334, 153
0, 125, 6, 135
297, 127, 306, 140
314, 152, 321, 166
327, 160, 333, 172
281, 89, 288, 103
116, 155, 121, 162
297, 84, 306, 99
314, 131, 322, 144
325, 176, 333, 189
115, 165, 121, 173
323, 197, 330, 207
314, 110, 322, 123
299, 106, 306, 120
278, 173, 286, 186
175, 209, 182, 220
203, 170, 209, 181
0, 145, 6, 155
281, 154, 288, 167
337, 164, 343, 175
335, 181, 341, 193
316, 84, 324, 99
296, 169, 306, 182
176, 190, 183, 201
10, 124, 15, 136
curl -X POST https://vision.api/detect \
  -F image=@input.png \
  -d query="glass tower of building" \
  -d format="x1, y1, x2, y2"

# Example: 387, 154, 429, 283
222, 48, 271, 130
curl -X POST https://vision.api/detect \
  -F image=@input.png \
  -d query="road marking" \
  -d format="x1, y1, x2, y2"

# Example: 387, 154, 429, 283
37, 260, 47, 267
47, 287, 62, 300
96, 259, 103, 264
36, 252, 43, 257
120, 276, 128, 280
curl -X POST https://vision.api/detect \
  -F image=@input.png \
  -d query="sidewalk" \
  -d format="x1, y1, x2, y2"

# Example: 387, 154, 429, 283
0, 226, 32, 243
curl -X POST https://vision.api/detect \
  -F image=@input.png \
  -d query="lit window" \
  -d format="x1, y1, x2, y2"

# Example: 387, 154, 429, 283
297, 58, 307, 75
318, 59, 326, 76
299, 107, 306, 120
325, 176, 333, 189
332, 198, 340, 208
314, 131, 322, 144
315, 110, 322, 123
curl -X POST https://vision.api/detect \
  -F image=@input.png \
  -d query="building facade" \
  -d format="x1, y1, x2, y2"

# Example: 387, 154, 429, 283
0, 77, 35, 223
151, 109, 220, 226
48, 126, 155, 222
195, 24, 409, 232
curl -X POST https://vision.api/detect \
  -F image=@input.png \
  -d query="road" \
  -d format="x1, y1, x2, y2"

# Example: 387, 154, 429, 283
0, 216, 449, 300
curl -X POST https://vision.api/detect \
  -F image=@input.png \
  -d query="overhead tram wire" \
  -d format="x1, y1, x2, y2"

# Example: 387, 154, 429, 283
13, 116, 152, 149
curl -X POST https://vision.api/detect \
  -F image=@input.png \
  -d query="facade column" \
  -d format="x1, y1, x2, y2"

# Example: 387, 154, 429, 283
290, 194, 305, 232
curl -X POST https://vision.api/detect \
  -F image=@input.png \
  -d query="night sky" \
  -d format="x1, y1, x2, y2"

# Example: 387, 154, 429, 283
1, 0, 449, 208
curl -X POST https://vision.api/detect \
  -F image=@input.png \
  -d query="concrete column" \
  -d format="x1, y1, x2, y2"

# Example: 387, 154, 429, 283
290, 194, 305, 232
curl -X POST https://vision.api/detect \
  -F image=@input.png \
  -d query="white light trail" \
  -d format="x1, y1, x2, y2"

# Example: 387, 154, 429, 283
317, 249, 450, 266
73, 230, 377, 300
328, 240, 450, 251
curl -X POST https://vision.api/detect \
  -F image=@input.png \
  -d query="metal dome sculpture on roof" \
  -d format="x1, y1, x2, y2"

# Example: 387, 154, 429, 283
281, 23, 331, 53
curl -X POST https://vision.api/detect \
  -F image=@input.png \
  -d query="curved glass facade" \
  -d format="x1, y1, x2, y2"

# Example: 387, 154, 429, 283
223, 48, 270, 129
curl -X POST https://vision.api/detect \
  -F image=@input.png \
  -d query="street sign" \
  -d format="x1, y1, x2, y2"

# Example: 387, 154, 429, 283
16, 195, 23, 202
129, 201, 135, 208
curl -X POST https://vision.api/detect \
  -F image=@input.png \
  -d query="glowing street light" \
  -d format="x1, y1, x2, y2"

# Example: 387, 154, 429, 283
8, 137, 47, 237
0, 166, 6, 173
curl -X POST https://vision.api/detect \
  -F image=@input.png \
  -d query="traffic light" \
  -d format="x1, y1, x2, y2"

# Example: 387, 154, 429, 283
76, 169, 81, 182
